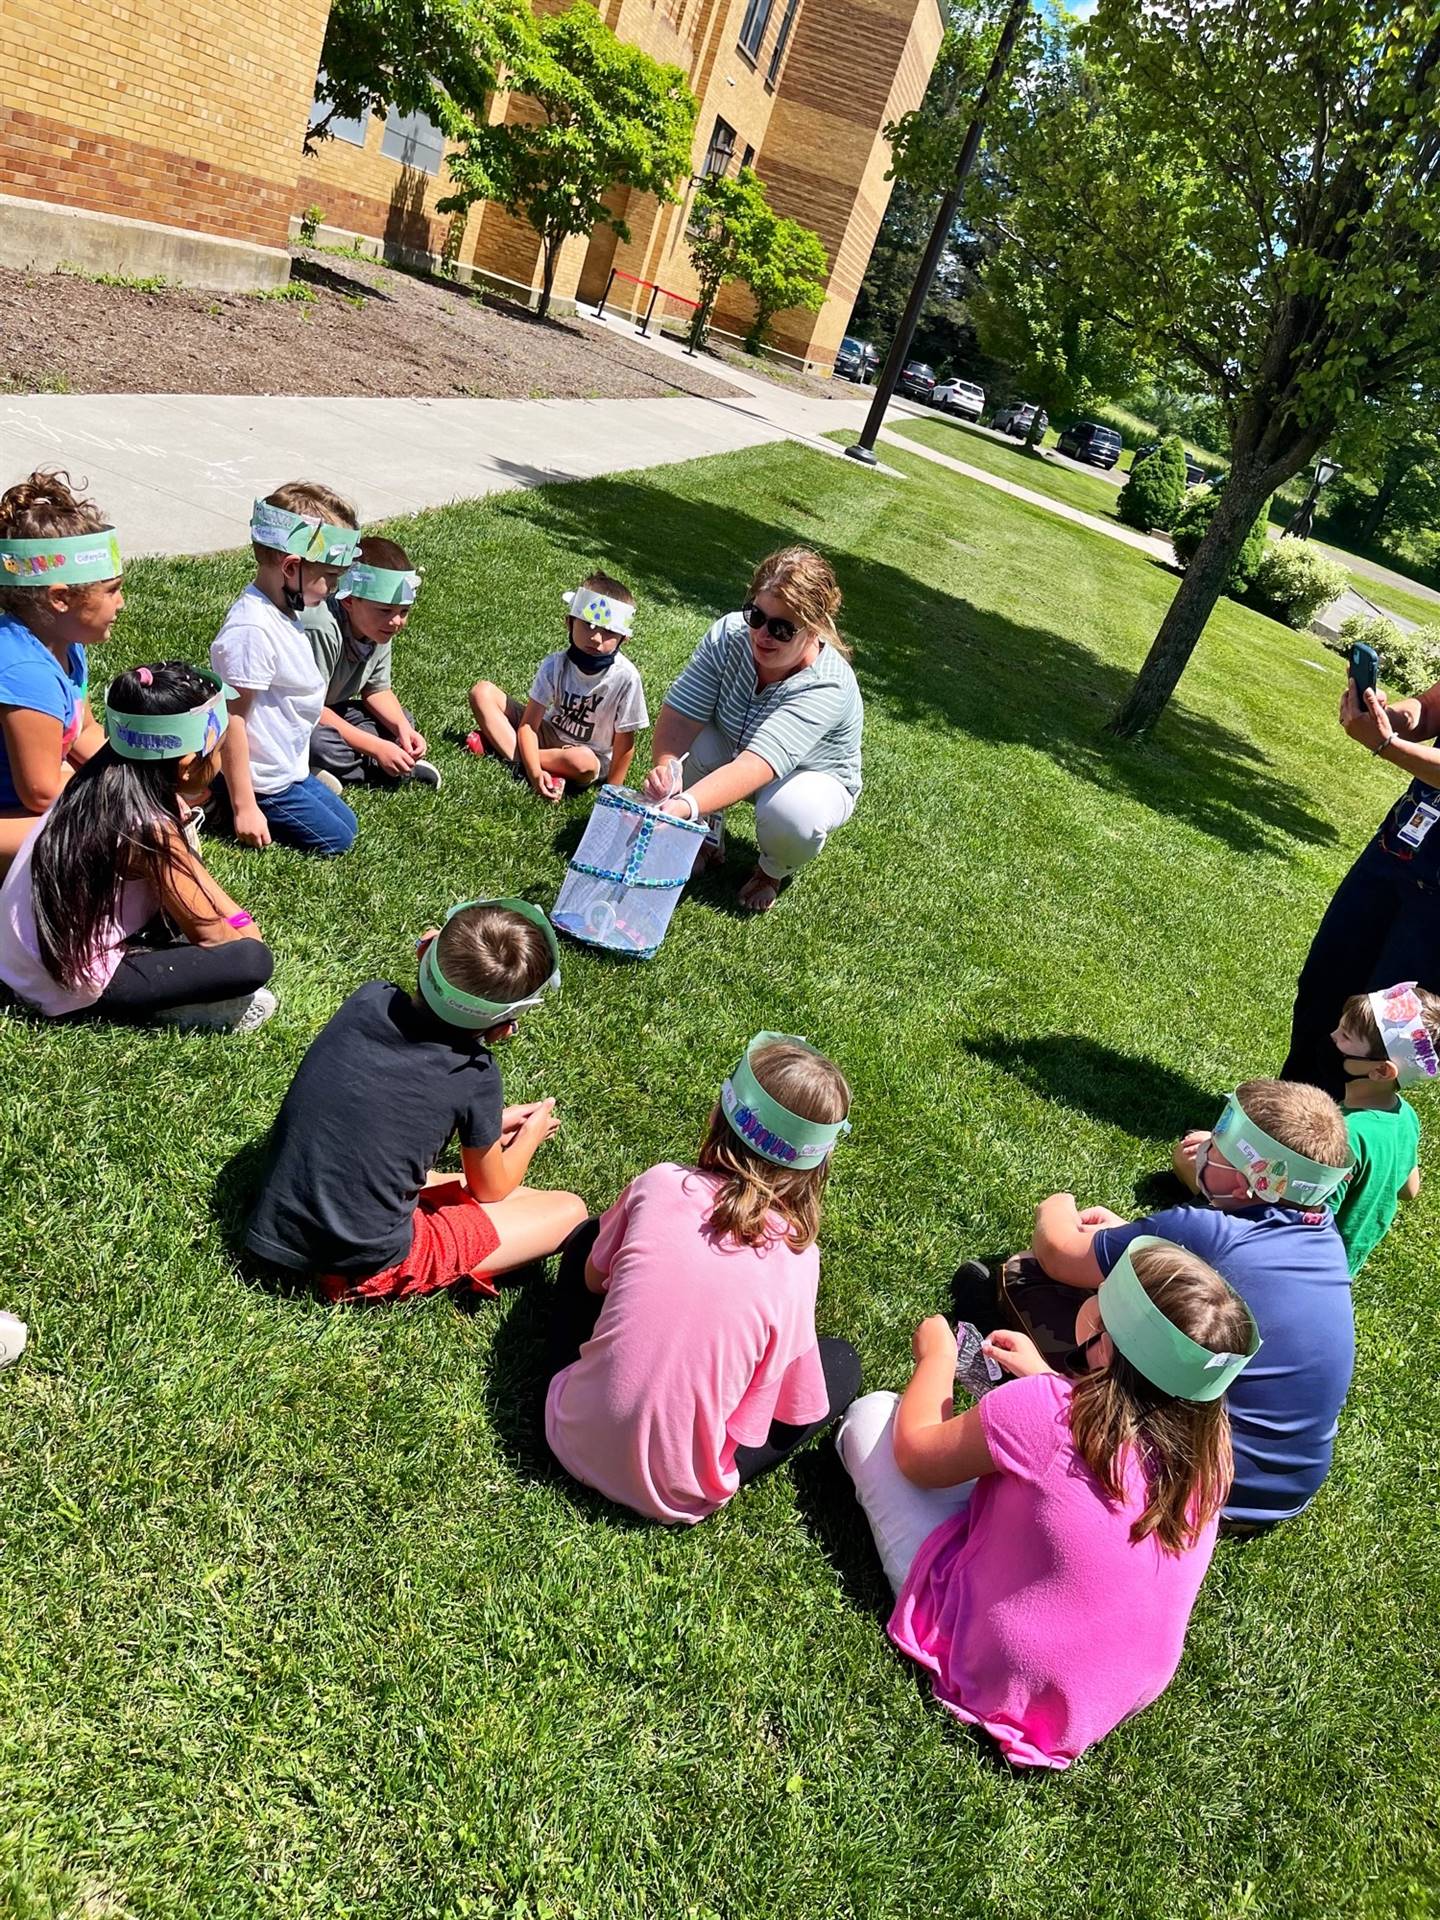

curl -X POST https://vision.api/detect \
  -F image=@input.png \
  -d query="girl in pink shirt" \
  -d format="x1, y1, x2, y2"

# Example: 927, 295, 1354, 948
837, 1237, 1260, 1768
544, 1032, 861, 1523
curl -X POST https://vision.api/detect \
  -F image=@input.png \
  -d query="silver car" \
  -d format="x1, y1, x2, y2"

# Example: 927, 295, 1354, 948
933, 379, 986, 420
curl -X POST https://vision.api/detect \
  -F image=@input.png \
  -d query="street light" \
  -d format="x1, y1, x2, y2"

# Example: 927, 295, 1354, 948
844, 0, 1031, 467
1284, 455, 1341, 540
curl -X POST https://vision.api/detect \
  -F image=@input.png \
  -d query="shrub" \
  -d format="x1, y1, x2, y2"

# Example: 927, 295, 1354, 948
1171, 485, 1271, 591
298, 204, 325, 247
1250, 539, 1349, 628
1339, 611, 1440, 696
1118, 434, 1187, 530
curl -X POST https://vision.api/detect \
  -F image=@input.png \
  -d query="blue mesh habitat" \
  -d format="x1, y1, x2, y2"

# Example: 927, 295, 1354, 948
552, 784, 709, 959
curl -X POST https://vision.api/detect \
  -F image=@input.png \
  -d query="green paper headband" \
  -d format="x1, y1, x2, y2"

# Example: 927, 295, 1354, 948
1098, 1237, 1261, 1403
339, 563, 420, 606
105, 670, 235, 761
720, 1031, 850, 1169
0, 528, 122, 587
1211, 1090, 1351, 1206
418, 897, 561, 1030
249, 499, 362, 567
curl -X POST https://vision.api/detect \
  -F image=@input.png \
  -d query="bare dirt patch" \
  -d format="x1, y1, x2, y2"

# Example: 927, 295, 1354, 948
0, 250, 744, 403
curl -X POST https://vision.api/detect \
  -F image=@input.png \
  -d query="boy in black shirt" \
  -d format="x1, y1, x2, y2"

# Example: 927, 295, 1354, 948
246, 898, 585, 1301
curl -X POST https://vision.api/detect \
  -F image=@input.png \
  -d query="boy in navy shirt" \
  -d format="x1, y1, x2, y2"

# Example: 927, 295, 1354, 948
982, 1079, 1353, 1529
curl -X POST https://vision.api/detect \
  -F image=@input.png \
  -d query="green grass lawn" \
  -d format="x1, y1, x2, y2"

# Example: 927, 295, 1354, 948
892, 414, 1131, 518
3, 437, 1437, 1918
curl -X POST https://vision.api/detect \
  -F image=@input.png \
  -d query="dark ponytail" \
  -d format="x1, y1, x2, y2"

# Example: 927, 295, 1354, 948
31, 662, 214, 989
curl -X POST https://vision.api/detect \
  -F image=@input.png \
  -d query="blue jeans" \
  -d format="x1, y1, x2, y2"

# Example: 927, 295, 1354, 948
258, 774, 358, 856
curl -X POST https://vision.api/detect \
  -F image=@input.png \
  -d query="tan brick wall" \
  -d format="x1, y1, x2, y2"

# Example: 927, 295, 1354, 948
1, 0, 331, 250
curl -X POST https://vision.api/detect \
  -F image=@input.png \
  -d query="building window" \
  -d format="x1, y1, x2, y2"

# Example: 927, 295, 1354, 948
766, 0, 799, 85
741, 143, 756, 170
381, 104, 445, 175
702, 117, 737, 177
738, 0, 775, 60
309, 72, 367, 147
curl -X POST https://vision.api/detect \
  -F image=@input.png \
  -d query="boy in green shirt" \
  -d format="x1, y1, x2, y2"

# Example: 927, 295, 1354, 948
1326, 982, 1438, 1274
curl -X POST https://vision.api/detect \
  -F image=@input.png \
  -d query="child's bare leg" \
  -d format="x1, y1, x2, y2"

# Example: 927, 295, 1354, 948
469, 682, 521, 758
475, 1187, 588, 1276
538, 745, 602, 790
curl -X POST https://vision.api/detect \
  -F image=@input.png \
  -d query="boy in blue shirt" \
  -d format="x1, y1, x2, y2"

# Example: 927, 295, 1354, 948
984, 1079, 1353, 1530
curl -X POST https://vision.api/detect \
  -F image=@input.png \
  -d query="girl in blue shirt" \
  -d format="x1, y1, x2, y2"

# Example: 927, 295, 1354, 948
0, 470, 123, 874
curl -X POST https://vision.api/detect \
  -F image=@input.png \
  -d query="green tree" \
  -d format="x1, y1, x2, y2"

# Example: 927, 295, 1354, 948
1171, 486, 1270, 594
990, 0, 1440, 735
439, 2, 696, 320
970, 243, 1143, 446
1329, 388, 1440, 548
306, 0, 529, 154
685, 167, 772, 351
1118, 436, 1187, 531
742, 217, 828, 353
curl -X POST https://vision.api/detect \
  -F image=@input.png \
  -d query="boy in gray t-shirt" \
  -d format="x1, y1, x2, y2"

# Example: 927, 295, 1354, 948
466, 571, 649, 801
303, 535, 440, 790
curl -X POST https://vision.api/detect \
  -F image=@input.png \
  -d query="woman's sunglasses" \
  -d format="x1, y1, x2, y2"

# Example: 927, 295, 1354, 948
742, 601, 798, 644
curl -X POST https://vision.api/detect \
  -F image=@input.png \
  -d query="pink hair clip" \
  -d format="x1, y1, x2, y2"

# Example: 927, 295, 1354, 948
136, 667, 153, 685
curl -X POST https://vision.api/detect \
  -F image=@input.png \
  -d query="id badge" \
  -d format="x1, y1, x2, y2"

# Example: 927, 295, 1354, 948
1397, 801, 1440, 850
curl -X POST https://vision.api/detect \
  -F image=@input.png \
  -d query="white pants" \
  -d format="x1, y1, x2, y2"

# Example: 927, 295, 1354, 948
835, 1392, 975, 1596
687, 724, 856, 881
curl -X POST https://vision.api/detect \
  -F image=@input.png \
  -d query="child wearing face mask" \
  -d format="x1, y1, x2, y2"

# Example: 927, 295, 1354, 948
303, 535, 441, 791
0, 662, 276, 1031
466, 572, 649, 802
209, 483, 363, 856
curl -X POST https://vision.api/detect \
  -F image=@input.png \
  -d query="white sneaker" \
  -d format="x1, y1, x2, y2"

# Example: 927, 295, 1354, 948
313, 769, 344, 796
409, 758, 442, 789
156, 986, 278, 1034
0, 1310, 28, 1369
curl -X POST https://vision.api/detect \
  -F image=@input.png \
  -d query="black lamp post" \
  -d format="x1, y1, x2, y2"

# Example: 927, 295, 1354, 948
844, 0, 1031, 467
1284, 455, 1341, 540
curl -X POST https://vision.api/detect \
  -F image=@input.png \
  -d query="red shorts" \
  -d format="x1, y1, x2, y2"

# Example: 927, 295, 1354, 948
319, 1180, 501, 1303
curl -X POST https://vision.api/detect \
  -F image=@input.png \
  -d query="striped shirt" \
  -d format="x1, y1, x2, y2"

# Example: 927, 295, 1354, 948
665, 613, 864, 795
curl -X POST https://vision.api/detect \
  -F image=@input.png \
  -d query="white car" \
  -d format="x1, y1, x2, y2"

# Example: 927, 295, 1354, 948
932, 379, 986, 420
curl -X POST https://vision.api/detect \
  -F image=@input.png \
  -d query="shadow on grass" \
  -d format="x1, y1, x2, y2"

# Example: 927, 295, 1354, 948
966, 1033, 1216, 1139
506, 474, 1337, 858
790, 1444, 894, 1624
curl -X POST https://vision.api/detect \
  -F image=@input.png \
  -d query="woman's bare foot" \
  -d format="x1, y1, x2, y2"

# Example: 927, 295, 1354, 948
737, 866, 790, 913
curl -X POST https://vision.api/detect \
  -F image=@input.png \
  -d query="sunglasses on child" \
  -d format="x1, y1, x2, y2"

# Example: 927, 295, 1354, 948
741, 602, 799, 644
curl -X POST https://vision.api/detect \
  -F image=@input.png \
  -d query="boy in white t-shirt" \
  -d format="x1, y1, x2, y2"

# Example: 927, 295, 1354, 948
210, 482, 363, 857
466, 571, 649, 801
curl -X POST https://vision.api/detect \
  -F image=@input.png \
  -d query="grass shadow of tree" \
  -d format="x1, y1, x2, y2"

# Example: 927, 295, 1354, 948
498, 468, 1337, 859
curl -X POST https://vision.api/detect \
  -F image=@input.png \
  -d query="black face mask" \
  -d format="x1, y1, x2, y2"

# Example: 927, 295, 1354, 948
566, 642, 616, 676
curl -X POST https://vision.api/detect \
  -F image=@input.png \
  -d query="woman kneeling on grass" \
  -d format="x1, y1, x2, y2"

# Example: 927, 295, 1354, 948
837, 1238, 1260, 1769
0, 662, 277, 1032
641, 548, 863, 913
544, 1033, 862, 1522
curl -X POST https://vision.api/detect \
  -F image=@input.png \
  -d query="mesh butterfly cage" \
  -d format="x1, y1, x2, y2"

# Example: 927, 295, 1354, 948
552, 784, 709, 959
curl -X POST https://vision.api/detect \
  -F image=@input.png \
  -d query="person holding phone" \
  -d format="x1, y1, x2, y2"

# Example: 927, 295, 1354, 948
1282, 644, 1440, 1096
640, 547, 863, 913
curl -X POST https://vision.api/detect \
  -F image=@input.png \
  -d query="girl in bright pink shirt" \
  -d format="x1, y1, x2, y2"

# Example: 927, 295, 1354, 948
544, 1032, 861, 1523
838, 1237, 1260, 1768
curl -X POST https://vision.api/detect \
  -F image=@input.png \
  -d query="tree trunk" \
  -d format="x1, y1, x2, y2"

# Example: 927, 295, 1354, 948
1358, 467, 1405, 547
688, 291, 715, 352
1107, 466, 1273, 738
537, 238, 559, 321
1024, 411, 1045, 451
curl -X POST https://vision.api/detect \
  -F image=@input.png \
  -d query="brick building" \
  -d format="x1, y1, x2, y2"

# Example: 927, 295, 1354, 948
0, 0, 942, 366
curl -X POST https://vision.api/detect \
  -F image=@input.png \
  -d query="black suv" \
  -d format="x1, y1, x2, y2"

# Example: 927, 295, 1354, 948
1055, 421, 1123, 469
897, 361, 937, 401
834, 335, 877, 382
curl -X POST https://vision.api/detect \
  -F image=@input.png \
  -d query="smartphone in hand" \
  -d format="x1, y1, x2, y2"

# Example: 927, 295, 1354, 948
1349, 641, 1379, 700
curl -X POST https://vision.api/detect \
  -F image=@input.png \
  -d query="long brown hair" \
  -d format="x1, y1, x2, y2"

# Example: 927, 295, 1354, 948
0, 469, 113, 624
695, 1038, 850, 1252
748, 547, 851, 661
1068, 1242, 1254, 1554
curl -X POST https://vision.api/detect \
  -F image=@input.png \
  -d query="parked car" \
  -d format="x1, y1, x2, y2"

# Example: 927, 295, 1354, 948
834, 335, 877, 382
932, 379, 986, 421
1133, 443, 1208, 487
1055, 421, 1123, 469
991, 402, 1049, 440
896, 361, 937, 401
